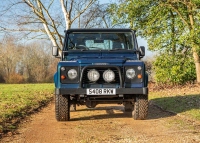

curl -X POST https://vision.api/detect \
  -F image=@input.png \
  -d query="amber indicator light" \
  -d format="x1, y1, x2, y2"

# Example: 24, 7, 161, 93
61, 75, 66, 80
137, 74, 142, 79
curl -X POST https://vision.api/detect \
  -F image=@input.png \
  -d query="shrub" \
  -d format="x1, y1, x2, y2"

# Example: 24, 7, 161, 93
6, 73, 25, 84
153, 53, 196, 85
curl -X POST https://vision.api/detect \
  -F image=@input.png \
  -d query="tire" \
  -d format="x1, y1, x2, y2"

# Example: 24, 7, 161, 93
55, 94, 70, 121
132, 95, 148, 120
124, 102, 133, 112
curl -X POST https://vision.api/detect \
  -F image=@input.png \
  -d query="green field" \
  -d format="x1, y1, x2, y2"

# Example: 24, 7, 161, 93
0, 83, 54, 132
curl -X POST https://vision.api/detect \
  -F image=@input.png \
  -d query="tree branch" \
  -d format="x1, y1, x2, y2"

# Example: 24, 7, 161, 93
71, 0, 95, 23
38, 0, 63, 46
162, 3, 190, 29
60, 0, 69, 29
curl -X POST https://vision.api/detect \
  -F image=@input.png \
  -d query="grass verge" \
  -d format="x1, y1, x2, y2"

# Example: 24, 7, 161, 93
149, 84, 200, 121
0, 83, 54, 134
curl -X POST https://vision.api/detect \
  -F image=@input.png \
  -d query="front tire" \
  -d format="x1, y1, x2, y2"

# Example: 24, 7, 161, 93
55, 95, 70, 121
132, 95, 148, 120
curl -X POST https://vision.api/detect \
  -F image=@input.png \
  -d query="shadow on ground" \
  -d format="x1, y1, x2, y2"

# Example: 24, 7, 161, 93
70, 102, 177, 121
71, 94, 200, 121
150, 94, 200, 116
71, 105, 131, 121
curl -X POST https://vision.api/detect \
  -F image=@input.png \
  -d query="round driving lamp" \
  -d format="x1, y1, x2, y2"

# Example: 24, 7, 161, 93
103, 70, 115, 83
87, 69, 100, 82
67, 69, 78, 80
126, 68, 136, 79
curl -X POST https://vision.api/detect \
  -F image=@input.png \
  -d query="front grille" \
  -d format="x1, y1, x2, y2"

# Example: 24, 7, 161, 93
82, 67, 123, 84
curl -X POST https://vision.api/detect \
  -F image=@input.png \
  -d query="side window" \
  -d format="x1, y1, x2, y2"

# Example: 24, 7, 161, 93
125, 33, 134, 50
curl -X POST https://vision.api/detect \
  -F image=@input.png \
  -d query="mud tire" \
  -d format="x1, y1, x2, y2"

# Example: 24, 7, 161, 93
132, 95, 148, 120
55, 95, 70, 121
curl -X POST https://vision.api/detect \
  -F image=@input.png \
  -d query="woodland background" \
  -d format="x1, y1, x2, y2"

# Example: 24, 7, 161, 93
0, 0, 199, 85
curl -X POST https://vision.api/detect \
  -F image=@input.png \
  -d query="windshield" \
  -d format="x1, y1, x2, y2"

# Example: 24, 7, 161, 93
67, 32, 135, 50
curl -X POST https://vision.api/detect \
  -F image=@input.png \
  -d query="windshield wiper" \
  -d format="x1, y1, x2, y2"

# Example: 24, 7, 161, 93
80, 49, 89, 51
109, 48, 127, 51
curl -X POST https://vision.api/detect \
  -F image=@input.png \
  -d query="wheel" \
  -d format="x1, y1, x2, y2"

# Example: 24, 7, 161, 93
132, 95, 148, 120
124, 102, 134, 112
55, 94, 70, 121
86, 101, 97, 108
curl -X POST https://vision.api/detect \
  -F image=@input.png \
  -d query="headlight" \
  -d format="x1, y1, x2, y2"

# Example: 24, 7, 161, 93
126, 68, 136, 79
103, 70, 115, 82
60, 67, 66, 71
87, 69, 100, 82
137, 66, 142, 71
67, 69, 78, 79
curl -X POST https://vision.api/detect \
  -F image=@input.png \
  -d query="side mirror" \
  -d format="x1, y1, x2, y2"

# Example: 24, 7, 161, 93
139, 46, 145, 58
52, 46, 58, 56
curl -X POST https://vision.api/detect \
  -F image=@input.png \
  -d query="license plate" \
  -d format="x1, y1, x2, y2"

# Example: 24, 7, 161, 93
86, 88, 116, 95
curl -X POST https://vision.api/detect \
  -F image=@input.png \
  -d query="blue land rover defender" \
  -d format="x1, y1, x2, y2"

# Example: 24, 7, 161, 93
52, 29, 148, 121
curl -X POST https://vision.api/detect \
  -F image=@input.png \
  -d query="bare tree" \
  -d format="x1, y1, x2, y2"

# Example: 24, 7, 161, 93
21, 42, 58, 82
0, 34, 58, 83
0, 36, 23, 83
0, 0, 117, 83
0, 0, 97, 48
81, 3, 122, 28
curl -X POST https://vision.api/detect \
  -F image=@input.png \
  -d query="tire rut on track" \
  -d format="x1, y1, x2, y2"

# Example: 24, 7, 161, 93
1, 100, 200, 143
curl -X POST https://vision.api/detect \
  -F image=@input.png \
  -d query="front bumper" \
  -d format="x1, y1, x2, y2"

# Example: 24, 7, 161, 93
55, 87, 148, 95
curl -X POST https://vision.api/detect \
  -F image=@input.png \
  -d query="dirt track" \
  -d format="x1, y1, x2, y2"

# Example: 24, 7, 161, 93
1, 100, 200, 143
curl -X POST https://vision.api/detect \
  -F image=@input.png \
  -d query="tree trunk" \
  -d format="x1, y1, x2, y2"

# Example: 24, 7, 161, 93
192, 50, 200, 83
188, 9, 200, 83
